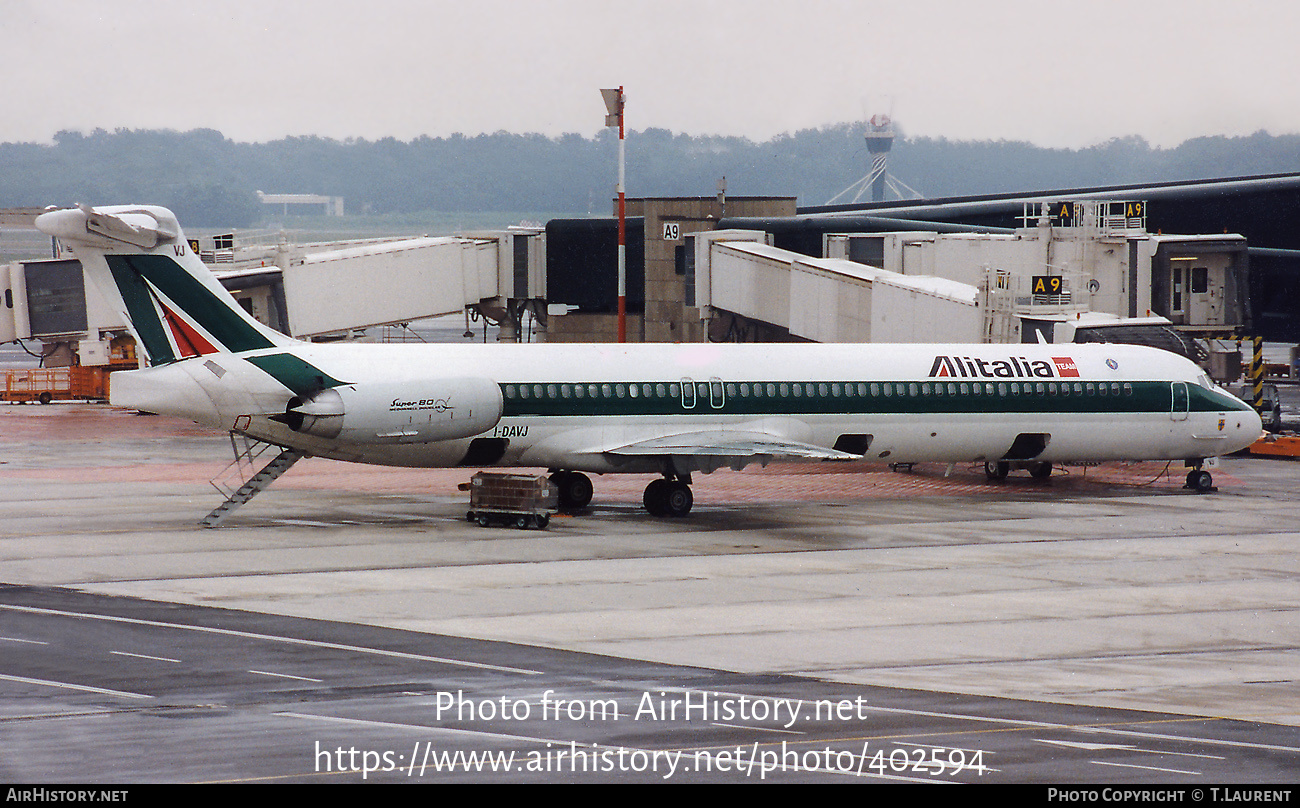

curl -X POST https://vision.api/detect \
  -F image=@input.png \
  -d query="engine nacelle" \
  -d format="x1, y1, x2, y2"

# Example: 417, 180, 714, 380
282, 377, 502, 444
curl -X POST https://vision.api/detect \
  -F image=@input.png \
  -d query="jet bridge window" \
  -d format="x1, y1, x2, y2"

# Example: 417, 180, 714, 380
1191, 266, 1208, 294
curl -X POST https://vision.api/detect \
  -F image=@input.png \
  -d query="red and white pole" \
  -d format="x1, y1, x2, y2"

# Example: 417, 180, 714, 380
602, 86, 627, 343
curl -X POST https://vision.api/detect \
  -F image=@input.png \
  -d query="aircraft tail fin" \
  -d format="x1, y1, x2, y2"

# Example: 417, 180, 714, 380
35, 205, 296, 366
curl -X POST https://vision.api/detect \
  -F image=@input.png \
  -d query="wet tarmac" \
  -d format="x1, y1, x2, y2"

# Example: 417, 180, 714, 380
2, 402, 1298, 782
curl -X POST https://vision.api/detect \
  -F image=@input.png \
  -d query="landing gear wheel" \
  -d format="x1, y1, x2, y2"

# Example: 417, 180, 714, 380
984, 461, 1009, 480
1029, 461, 1053, 480
645, 479, 694, 517
643, 479, 670, 517
552, 471, 593, 510
663, 481, 693, 517
1186, 469, 1214, 492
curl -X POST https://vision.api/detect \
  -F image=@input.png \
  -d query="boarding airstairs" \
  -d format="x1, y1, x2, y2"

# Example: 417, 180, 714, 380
199, 434, 303, 528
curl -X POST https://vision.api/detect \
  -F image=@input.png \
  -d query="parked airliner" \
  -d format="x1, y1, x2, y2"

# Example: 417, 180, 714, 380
36, 205, 1262, 519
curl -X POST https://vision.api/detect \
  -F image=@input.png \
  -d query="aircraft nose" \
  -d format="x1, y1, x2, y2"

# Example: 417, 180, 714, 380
1246, 406, 1264, 437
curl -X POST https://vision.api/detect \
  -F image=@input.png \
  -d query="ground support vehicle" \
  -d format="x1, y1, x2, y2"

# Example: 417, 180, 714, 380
2, 367, 108, 404
463, 472, 558, 529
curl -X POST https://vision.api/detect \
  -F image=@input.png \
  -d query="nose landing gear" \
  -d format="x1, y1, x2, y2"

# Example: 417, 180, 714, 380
1185, 467, 1215, 493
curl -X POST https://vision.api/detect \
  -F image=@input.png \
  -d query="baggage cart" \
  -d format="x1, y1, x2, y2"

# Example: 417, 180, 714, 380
2, 367, 108, 404
462, 472, 558, 529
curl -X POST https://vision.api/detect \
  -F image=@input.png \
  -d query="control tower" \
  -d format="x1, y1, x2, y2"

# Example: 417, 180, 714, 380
826, 113, 920, 205
864, 113, 894, 203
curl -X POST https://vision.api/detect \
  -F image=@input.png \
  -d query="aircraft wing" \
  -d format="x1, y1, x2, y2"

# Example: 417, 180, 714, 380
604, 430, 860, 460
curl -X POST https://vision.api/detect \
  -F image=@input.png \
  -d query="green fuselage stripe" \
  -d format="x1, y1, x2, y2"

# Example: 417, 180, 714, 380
245, 353, 350, 397
499, 380, 1245, 418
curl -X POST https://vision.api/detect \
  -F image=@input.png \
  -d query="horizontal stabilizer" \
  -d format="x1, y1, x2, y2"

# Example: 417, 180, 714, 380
36, 204, 180, 249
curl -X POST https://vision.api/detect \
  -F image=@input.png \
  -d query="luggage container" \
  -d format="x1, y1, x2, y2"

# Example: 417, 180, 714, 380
462, 472, 558, 529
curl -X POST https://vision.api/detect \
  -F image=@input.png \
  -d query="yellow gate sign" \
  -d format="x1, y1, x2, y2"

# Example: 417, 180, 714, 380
1031, 276, 1063, 295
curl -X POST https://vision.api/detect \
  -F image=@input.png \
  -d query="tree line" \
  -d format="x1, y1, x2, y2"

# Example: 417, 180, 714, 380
1, 124, 1297, 227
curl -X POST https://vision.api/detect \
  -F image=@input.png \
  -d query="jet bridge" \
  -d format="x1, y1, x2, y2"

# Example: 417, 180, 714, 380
214, 229, 545, 340
276, 236, 502, 337
696, 235, 982, 343
2, 227, 545, 365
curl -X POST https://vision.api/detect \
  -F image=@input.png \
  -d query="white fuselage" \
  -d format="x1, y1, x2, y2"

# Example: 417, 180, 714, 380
108, 340, 1262, 474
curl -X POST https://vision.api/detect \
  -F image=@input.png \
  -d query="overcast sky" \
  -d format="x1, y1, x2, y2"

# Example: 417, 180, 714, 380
5, 0, 1298, 149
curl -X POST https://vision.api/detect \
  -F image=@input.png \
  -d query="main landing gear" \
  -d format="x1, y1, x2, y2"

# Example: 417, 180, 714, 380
643, 475, 693, 517
549, 470, 594, 511
984, 460, 1053, 480
548, 468, 696, 517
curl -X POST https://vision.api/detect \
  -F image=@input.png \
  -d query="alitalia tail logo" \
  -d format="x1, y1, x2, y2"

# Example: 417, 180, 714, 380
159, 300, 220, 358
929, 355, 1082, 379
105, 254, 276, 365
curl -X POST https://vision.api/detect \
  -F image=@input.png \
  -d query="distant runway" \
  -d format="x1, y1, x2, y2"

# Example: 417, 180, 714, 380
2, 404, 1298, 782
